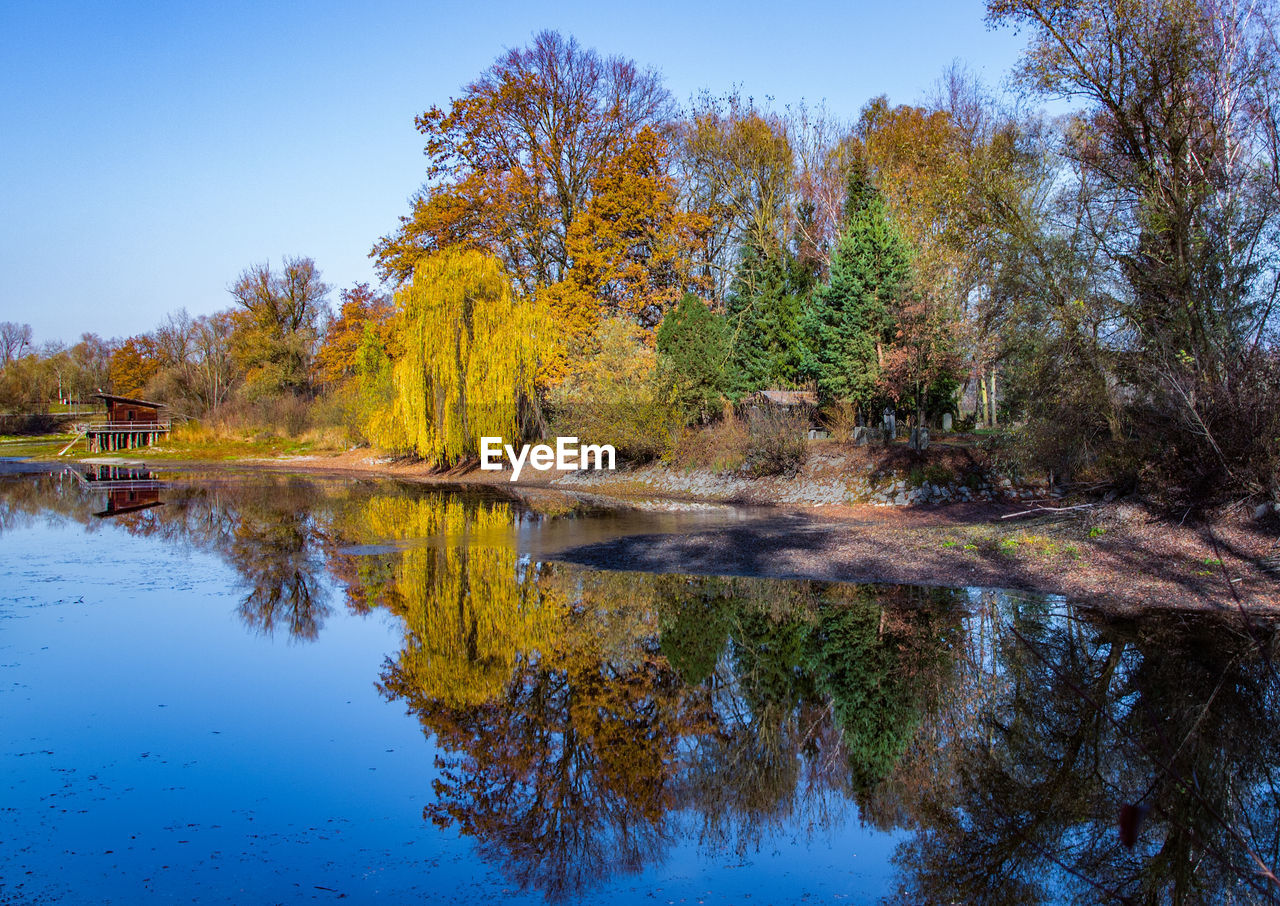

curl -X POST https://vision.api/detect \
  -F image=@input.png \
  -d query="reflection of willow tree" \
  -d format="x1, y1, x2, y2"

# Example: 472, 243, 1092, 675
892, 598, 1280, 905
355, 495, 560, 707
381, 567, 715, 901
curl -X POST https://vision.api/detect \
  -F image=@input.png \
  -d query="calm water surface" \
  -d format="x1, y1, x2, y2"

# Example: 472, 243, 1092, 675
2, 463, 1279, 904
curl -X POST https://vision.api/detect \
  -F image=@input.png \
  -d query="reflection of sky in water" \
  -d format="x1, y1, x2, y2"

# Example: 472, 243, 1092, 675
3, 468, 1280, 904
0, 474, 906, 904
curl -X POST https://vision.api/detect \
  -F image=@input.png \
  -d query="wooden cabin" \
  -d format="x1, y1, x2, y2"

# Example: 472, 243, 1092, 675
744, 389, 826, 437
97, 393, 161, 424
750, 389, 817, 411
79, 393, 171, 453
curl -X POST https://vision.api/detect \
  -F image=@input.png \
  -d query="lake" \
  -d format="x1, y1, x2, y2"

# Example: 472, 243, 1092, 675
3, 463, 1279, 904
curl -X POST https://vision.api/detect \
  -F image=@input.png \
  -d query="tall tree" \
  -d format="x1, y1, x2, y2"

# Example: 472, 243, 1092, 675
724, 244, 811, 393
0, 322, 32, 367
679, 95, 796, 302
803, 170, 914, 408
373, 31, 672, 292
374, 248, 548, 465
544, 126, 708, 361
656, 292, 728, 423
229, 257, 330, 398
989, 0, 1280, 498
315, 283, 394, 388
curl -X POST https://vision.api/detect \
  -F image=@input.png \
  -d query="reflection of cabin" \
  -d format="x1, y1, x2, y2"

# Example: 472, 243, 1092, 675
77, 393, 171, 453
71, 464, 165, 518
94, 486, 163, 518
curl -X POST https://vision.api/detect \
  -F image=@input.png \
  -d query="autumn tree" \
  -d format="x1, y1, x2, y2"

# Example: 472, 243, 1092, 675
315, 283, 394, 388
989, 0, 1280, 501
228, 256, 330, 398
373, 31, 672, 293
373, 248, 548, 465
544, 127, 708, 359
549, 317, 681, 461
108, 336, 161, 397
679, 94, 796, 302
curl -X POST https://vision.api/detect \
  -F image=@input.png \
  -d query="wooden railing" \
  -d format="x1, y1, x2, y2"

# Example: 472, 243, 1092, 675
75, 420, 172, 432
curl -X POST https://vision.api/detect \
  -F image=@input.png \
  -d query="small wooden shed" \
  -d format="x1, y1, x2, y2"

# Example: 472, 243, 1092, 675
96, 393, 162, 424
78, 393, 171, 453
751, 389, 818, 411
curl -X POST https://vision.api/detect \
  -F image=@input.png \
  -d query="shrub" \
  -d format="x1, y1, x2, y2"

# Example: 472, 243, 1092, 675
1134, 347, 1280, 506
667, 416, 749, 473
743, 408, 809, 477
549, 319, 682, 462
821, 401, 862, 442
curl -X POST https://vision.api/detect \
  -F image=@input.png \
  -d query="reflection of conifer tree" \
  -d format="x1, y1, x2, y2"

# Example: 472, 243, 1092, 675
806, 602, 924, 792
655, 575, 735, 685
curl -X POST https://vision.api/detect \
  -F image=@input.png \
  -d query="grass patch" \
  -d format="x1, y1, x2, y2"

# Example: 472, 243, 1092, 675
0, 434, 78, 458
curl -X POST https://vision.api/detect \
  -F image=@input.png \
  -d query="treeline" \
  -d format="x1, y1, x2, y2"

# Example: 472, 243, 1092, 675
4, 0, 1278, 507
364, 0, 1280, 506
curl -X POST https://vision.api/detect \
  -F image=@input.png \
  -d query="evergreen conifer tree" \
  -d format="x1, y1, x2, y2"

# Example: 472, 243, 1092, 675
724, 245, 810, 394
802, 170, 913, 407
655, 293, 728, 424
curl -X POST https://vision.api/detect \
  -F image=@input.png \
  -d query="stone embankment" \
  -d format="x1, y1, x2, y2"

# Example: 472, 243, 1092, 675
554, 448, 1059, 508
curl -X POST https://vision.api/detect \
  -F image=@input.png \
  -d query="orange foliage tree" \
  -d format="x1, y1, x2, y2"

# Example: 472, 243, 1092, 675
108, 336, 161, 397
372, 31, 672, 295
543, 127, 708, 363
314, 283, 393, 388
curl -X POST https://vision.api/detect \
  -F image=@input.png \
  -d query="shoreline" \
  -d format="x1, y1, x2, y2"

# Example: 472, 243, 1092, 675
33, 445, 1280, 615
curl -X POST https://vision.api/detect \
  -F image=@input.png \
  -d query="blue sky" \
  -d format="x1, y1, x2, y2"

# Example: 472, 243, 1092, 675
0, 0, 1035, 345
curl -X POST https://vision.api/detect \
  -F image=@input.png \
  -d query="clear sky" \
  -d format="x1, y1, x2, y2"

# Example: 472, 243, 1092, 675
0, 0, 1034, 346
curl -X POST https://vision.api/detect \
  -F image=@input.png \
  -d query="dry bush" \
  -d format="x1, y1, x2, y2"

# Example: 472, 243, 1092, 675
191, 393, 353, 447
1136, 348, 1280, 507
667, 416, 749, 473
821, 401, 862, 442
743, 407, 809, 477
548, 319, 683, 462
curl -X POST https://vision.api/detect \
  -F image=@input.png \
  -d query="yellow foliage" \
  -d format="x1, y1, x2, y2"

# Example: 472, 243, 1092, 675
355, 495, 565, 708
372, 248, 550, 465
549, 318, 682, 460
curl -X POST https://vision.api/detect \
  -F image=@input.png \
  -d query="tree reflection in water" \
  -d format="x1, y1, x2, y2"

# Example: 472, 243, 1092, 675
892, 599, 1280, 905
8, 469, 1280, 903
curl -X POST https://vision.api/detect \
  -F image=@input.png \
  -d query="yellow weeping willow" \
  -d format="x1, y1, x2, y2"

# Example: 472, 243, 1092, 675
353, 495, 565, 708
369, 248, 549, 465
